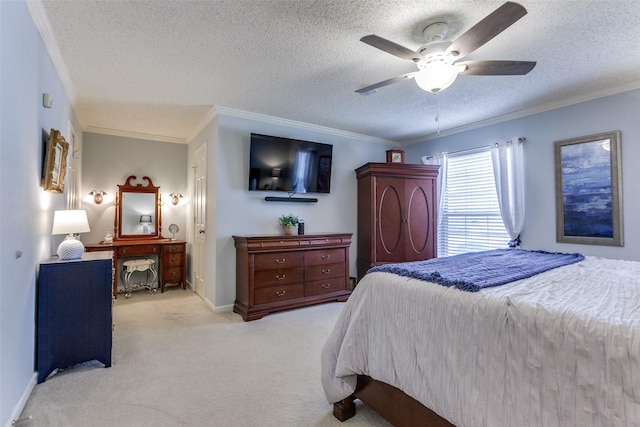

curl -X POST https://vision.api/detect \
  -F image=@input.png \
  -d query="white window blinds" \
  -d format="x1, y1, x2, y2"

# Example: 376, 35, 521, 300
438, 148, 510, 257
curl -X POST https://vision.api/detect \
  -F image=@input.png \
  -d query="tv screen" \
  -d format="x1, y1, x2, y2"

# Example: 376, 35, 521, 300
248, 133, 333, 194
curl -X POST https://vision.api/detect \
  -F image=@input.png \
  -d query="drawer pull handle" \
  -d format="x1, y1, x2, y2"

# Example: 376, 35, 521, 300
275, 258, 286, 264
321, 255, 331, 260
275, 274, 286, 281
171, 272, 177, 277
153, 248, 158, 252
171, 257, 177, 262
321, 284, 331, 289
276, 290, 286, 297
122, 249, 127, 254
322, 269, 331, 275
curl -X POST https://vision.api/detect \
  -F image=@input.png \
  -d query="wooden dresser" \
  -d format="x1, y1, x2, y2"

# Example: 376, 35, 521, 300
86, 239, 186, 297
233, 233, 352, 321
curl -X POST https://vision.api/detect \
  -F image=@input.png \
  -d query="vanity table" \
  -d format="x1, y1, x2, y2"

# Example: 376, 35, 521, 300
86, 175, 186, 298
86, 239, 185, 298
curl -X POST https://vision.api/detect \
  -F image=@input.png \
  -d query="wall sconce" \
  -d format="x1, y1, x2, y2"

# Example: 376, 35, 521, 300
88, 190, 107, 204
169, 192, 184, 206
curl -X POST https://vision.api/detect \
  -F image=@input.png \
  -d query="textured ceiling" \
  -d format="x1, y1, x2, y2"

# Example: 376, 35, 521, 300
38, 0, 640, 144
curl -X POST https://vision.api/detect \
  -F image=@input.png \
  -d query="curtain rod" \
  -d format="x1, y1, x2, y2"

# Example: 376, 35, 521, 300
424, 136, 526, 160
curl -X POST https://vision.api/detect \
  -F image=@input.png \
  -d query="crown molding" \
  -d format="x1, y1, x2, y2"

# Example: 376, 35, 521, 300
402, 79, 640, 144
84, 126, 186, 144
185, 106, 217, 143
213, 106, 398, 146
26, 0, 86, 129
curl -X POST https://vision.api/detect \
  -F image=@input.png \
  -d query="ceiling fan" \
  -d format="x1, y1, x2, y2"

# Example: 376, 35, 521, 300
356, 1, 536, 95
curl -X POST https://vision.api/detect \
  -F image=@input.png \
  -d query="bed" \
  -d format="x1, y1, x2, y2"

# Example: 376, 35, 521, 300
321, 250, 640, 426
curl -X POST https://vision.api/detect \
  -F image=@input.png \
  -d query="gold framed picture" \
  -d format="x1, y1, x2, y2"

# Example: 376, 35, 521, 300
42, 128, 69, 193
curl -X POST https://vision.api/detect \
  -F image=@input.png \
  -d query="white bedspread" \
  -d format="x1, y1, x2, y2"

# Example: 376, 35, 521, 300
321, 256, 640, 426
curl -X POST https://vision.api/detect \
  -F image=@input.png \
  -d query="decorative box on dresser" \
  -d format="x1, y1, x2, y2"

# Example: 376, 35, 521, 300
356, 162, 439, 281
37, 251, 113, 383
233, 233, 352, 321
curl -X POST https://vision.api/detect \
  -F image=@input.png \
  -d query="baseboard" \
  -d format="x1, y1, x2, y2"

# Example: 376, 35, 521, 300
4, 373, 37, 427
198, 295, 233, 314
184, 280, 233, 314
211, 303, 234, 313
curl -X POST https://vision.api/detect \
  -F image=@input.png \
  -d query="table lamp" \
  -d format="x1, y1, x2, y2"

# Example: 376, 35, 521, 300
140, 215, 152, 234
52, 210, 91, 259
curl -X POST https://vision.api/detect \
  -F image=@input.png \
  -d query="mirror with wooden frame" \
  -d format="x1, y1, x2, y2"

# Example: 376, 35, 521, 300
115, 176, 162, 239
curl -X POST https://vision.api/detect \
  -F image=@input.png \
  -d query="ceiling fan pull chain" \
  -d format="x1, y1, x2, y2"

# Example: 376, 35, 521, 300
435, 94, 441, 136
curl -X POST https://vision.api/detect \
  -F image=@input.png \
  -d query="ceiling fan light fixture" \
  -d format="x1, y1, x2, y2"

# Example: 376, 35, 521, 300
414, 63, 459, 93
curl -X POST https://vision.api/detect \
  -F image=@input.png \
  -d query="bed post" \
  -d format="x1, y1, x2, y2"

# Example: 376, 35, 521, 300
332, 395, 356, 421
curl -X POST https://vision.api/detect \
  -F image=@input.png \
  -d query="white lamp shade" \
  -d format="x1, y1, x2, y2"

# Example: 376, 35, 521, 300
414, 63, 459, 93
52, 210, 91, 235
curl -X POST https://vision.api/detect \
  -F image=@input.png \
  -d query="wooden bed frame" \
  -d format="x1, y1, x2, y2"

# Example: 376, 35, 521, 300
332, 375, 455, 426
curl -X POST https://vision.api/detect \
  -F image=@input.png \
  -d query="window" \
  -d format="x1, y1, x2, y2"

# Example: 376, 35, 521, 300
438, 149, 510, 257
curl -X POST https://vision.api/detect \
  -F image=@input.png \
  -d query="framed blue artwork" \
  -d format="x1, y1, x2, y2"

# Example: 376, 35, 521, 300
554, 131, 623, 246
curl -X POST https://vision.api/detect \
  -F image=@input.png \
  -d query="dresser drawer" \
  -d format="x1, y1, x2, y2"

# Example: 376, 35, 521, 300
246, 240, 300, 251
255, 284, 304, 305
308, 237, 344, 246
305, 248, 345, 266
118, 245, 159, 256
305, 278, 346, 297
254, 252, 302, 271
254, 268, 303, 288
164, 244, 184, 254
163, 252, 184, 268
305, 263, 345, 281
163, 267, 183, 284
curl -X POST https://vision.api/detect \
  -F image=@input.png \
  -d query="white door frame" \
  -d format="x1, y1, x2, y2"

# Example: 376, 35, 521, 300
192, 144, 207, 297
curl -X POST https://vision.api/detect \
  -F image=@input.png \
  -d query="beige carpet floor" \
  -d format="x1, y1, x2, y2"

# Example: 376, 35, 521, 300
20, 288, 391, 426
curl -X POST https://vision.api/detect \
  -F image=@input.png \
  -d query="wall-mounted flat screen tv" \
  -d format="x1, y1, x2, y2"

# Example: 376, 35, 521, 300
248, 133, 333, 194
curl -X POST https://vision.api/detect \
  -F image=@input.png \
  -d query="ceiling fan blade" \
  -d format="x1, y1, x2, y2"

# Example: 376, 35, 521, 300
360, 35, 423, 62
458, 60, 536, 75
355, 72, 418, 94
445, 2, 527, 60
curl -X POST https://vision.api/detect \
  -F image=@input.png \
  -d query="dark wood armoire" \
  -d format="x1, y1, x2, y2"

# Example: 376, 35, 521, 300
355, 162, 440, 281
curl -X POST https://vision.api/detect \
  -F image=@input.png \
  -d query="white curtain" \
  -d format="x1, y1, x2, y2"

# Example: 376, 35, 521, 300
491, 137, 525, 247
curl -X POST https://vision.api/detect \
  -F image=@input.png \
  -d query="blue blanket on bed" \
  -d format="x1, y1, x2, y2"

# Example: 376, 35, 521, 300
368, 249, 584, 292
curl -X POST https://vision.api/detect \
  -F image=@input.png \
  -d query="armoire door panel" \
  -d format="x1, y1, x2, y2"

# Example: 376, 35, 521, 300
376, 181, 403, 260
406, 180, 434, 260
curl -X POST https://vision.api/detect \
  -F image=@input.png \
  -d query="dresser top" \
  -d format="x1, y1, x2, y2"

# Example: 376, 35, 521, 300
232, 232, 351, 240
86, 239, 185, 249
233, 233, 352, 252
41, 251, 113, 265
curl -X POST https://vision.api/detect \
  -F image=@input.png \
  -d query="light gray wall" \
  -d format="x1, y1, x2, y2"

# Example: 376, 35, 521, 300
208, 112, 390, 308
404, 89, 640, 261
81, 133, 189, 245
0, 2, 82, 424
